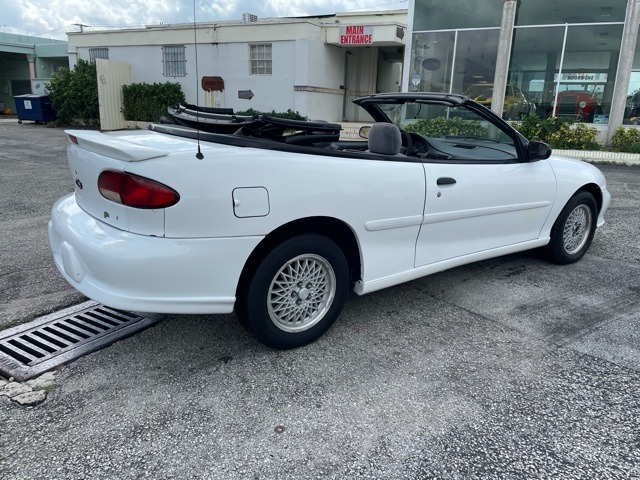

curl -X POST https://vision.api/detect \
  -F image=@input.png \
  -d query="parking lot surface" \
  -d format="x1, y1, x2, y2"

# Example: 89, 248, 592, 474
1, 120, 639, 479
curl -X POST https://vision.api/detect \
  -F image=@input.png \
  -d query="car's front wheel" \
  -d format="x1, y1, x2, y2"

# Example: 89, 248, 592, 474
236, 234, 350, 349
547, 191, 597, 264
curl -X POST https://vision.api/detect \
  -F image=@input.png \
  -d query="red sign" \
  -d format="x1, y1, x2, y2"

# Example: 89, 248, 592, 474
340, 25, 373, 45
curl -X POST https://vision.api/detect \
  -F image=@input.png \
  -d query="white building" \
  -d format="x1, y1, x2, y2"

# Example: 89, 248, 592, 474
67, 10, 407, 122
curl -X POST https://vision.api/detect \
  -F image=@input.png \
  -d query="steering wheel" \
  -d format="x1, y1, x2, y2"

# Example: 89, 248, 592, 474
399, 129, 413, 156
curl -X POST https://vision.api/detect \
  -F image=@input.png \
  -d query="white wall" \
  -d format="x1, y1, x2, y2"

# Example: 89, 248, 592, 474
293, 38, 345, 121
211, 41, 296, 113
76, 39, 348, 121
77, 44, 212, 106
69, 11, 407, 122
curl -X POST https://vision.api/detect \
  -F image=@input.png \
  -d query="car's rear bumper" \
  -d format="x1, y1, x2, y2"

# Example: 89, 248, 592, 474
49, 194, 263, 314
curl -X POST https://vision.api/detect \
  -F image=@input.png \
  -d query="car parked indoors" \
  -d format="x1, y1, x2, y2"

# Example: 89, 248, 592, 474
553, 90, 602, 123
465, 83, 533, 119
624, 91, 640, 124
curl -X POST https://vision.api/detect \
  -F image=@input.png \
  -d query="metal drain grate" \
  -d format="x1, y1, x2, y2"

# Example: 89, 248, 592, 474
0, 301, 162, 381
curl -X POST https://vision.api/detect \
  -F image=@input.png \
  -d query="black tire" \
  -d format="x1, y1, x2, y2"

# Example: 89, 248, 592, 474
236, 234, 350, 349
547, 191, 597, 265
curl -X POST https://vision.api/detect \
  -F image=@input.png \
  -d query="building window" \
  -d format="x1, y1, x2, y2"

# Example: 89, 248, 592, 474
162, 45, 186, 77
410, 0, 628, 124
89, 48, 109, 63
516, 0, 627, 26
408, 29, 499, 95
250, 44, 272, 75
509, 23, 623, 124
413, 0, 503, 31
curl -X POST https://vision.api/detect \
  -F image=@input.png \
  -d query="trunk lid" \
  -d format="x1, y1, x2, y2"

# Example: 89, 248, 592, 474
66, 129, 178, 236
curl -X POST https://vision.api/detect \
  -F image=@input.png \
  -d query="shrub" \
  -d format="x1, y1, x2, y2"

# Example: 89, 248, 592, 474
611, 127, 640, 153
122, 82, 185, 122
404, 116, 487, 137
548, 123, 600, 150
513, 114, 599, 150
514, 114, 568, 144
235, 108, 307, 121
47, 60, 99, 126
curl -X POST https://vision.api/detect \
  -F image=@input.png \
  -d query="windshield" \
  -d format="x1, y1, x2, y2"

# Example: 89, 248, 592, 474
377, 101, 515, 146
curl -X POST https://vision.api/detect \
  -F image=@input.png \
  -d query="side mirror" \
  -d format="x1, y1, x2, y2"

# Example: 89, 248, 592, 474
359, 125, 371, 139
527, 140, 551, 161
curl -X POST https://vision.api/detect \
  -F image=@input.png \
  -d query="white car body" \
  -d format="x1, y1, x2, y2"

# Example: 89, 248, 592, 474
49, 93, 610, 348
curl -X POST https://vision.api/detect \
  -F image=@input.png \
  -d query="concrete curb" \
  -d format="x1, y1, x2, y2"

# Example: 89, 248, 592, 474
554, 149, 640, 166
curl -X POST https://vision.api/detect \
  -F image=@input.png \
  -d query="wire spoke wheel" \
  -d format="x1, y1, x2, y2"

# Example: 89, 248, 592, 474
562, 204, 592, 255
268, 254, 336, 332
548, 191, 597, 265
236, 234, 349, 349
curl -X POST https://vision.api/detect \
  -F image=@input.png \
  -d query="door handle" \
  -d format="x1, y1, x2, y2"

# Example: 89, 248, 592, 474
437, 177, 456, 186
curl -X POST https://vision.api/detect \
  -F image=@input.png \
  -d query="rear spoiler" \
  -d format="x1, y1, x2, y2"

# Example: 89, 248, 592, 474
65, 130, 168, 162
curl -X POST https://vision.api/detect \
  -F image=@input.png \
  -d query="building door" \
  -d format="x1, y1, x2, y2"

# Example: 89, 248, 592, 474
376, 47, 404, 94
342, 47, 378, 122
11, 80, 31, 96
96, 59, 131, 131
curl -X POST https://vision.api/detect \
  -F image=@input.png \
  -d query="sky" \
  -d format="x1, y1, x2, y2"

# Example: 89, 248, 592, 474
1, 0, 408, 40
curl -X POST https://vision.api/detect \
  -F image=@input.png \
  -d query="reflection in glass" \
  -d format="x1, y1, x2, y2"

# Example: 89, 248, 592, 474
414, 0, 503, 31
510, 26, 565, 118
452, 29, 500, 94
408, 32, 455, 93
558, 24, 623, 124
508, 24, 622, 123
516, 0, 626, 25
624, 24, 640, 124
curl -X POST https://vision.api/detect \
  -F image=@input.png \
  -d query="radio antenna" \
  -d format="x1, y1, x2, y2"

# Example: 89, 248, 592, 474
193, 0, 204, 159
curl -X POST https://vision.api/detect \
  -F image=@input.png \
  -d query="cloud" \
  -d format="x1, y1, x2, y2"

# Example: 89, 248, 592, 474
5, 0, 188, 37
3, 0, 407, 39
264, 0, 360, 16
199, 0, 241, 19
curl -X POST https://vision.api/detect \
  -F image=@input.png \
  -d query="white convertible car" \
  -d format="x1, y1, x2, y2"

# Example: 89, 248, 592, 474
49, 93, 610, 349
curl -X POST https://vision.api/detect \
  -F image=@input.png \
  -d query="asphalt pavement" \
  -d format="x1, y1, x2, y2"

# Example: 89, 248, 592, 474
1, 119, 639, 479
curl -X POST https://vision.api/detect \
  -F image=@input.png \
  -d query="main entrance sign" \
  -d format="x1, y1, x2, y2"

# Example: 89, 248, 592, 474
340, 25, 373, 45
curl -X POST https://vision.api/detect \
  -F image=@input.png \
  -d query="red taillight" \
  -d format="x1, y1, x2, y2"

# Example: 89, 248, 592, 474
68, 134, 79, 145
97, 171, 179, 209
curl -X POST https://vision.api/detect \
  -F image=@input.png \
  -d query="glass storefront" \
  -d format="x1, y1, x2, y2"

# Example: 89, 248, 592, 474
408, 30, 499, 95
509, 24, 623, 124
408, 0, 629, 125
626, 24, 640, 124
413, 0, 503, 31
516, 0, 627, 26
408, 31, 455, 93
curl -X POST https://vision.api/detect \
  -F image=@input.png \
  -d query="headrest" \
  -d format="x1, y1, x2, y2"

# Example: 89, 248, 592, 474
368, 122, 402, 155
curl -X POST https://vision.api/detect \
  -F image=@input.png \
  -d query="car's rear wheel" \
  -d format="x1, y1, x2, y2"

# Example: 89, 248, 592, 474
547, 191, 597, 264
236, 234, 350, 349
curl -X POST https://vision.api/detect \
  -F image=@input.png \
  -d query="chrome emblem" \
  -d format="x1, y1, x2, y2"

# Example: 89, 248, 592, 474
75, 178, 83, 190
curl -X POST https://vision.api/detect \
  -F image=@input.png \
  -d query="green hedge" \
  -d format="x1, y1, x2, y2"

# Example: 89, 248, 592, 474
513, 115, 600, 150
122, 82, 185, 122
404, 117, 487, 137
47, 60, 99, 126
611, 127, 640, 153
